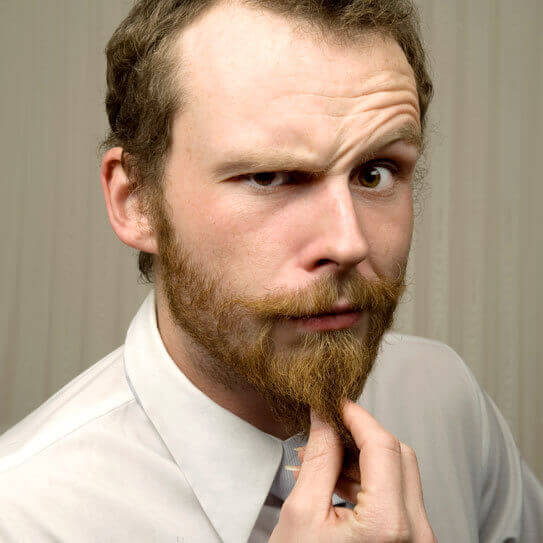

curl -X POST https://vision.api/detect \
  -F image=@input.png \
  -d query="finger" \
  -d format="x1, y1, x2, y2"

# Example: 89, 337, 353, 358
341, 400, 406, 511
295, 447, 360, 505
297, 446, 360, 484
293, 468, 361, 508
400, 443, 433, 537
287, 408, 344, 518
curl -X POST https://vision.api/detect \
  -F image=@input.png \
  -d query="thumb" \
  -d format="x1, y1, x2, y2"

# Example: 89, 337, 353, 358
288, 408, 344, 516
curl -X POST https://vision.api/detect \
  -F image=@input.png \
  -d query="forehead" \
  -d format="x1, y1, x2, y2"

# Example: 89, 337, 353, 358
175, 1, 419, 165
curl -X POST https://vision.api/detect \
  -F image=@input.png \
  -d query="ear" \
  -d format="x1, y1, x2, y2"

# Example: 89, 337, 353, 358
100, 147, 158, 255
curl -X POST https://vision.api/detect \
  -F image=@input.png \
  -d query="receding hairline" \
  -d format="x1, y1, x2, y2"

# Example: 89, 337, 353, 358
170, 0, 413, 120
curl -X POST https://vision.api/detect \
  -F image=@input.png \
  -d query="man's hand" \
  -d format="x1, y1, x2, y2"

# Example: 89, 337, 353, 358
269, 400, 437, 542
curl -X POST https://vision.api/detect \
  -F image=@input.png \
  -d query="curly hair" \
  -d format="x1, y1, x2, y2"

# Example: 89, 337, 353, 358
100, 0, 434, 283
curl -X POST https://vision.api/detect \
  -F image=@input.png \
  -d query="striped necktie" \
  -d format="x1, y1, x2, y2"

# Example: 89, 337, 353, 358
269, 433, 351, 507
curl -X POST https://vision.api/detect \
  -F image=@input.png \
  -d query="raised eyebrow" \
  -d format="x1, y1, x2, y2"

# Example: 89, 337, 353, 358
344, 124, 424, 167
306, 126, 423, 180
213, 124, 423, 179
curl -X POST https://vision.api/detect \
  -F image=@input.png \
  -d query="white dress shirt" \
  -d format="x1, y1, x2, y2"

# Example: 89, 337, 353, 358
0, 290, 542, 542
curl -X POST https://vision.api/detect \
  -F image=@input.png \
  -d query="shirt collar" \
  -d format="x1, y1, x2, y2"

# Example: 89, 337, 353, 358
123, 290, 284, 543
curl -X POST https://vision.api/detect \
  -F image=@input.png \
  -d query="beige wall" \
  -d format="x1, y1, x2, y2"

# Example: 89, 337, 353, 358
1, 0, 541, 482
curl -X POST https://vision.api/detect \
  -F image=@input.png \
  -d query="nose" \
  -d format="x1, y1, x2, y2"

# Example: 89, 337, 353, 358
305, 180, 369, 274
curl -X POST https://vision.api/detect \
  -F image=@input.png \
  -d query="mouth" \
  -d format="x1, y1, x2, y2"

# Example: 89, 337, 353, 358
289, 310, 362, 331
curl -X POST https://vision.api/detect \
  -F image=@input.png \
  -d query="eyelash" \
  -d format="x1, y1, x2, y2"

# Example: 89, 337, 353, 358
238, 160, 402, 195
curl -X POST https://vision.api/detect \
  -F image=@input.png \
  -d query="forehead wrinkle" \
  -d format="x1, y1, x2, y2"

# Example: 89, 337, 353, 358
289, 93, 420, 122
260, 70, 419, 141
285, 67, 418, 99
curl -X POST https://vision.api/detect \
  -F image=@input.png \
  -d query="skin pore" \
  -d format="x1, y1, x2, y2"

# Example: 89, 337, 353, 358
103, 1, 422, 453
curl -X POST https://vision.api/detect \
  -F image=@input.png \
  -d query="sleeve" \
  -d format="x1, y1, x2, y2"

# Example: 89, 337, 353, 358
475, 386, 543, 542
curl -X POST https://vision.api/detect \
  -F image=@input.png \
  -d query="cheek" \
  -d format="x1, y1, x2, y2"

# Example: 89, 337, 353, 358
364, 206, 413, 262
184, 201, 271, 284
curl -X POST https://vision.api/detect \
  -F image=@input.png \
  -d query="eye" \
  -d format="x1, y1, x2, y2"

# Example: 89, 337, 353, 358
354, 162, 397, 190
238, 161, 400, 193
242, 171, 291, 189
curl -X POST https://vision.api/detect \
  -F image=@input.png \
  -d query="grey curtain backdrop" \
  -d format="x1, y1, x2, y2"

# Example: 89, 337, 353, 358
1, 0, 542, 482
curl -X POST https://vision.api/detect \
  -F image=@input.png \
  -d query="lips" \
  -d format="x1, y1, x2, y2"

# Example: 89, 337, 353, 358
314, 309, 353, 317
284, 300, 356, 320
294, 311, 362, 331
297, 307, 356, 319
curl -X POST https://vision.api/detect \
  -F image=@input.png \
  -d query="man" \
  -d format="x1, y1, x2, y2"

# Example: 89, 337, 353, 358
0, 0, 542, 541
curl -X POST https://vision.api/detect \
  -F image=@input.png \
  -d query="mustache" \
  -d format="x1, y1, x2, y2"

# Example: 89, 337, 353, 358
231, 265, 407, 320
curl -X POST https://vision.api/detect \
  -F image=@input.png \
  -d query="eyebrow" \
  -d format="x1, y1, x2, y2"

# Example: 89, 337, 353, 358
211, 123, 423, 179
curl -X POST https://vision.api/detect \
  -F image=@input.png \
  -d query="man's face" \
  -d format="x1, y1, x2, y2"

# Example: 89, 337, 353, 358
152, 1, 421, 447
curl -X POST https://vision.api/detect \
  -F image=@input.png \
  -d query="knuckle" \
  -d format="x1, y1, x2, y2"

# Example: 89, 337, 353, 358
375, 432, 402, 454
356, 490, 365, 504
351, 504, 412, 542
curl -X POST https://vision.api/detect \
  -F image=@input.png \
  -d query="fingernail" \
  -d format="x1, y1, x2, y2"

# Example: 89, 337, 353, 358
284, 465, 300, 472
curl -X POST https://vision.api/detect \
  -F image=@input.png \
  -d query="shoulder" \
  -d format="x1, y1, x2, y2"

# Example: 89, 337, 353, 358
363, 332, 485, 458
0, 346, 190, 540
363, 333, 490, 539
378, 331, 470, 369
0, 345, 137, 473
372, 331, 481, 404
